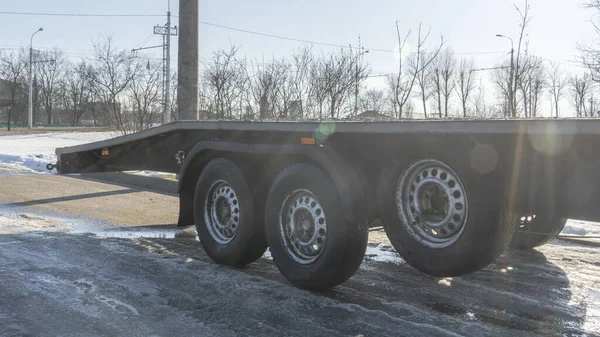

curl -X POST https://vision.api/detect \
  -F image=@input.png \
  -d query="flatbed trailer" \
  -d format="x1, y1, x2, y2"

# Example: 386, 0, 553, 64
55, 119, 600, 289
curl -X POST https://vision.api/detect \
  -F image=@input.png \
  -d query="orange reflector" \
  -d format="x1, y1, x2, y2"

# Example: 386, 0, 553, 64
101, 149, 110, 156
300, 137, 315, 145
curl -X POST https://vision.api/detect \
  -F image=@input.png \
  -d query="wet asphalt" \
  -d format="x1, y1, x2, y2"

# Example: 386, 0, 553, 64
0, 174, 598, 337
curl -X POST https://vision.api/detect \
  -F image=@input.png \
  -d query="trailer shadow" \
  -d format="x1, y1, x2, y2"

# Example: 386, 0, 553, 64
2, 189, 138, 208
72, 172, 177, 196
343, 249, 586, 336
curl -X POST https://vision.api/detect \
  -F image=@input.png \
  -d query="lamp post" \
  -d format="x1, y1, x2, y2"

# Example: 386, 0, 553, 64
496, 34, 514, 117
29, 27, 43, 129
354, 48, 369, 117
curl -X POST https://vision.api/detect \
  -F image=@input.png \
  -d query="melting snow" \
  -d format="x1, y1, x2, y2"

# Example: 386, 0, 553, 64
562, 220, 600, 238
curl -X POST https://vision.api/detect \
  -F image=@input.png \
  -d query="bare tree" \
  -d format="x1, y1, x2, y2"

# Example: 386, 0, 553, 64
198, 78, 212, 119
388, 22, 444, 119
473, 79, 489, 117
548, 62, 568, 117
580, 0, 600, 81
507, 0, 532, 117
491, 61, 512, 116
38, 49, 66, 125
287, 46, 314, 118
248, 58, 289, 119
61, 61, 94, 126
455, 58, 475, 117
128, 59, 163, 131
91, 37, 141, 133
411, 53, 434, 118
204, 45, 248, 119
404, 99, 416, 119
435, 47, 457, 117
529, 64, 546, 117
570, 73, 593, 117
322, 48, 369, 119
167, 71, 178, 120
306, 48, 369, 119
516, 54, 543, 117
0, 49, 28, 130
431, 61, 443, 117
359, 88, 386, 113
308, 57, 329, 119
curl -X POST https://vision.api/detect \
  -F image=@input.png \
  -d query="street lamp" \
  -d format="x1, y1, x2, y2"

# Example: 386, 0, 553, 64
354, 49, 369, 117
496, 34, 515, 117
29, 27, 43, 129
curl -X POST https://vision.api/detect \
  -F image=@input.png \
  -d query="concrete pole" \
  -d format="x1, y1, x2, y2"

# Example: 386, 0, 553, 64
508, 46, 515, 117
29, 28, 43, 128
28, 44, 33, 128
177, 0, 199, 120
165, 5, 172, 123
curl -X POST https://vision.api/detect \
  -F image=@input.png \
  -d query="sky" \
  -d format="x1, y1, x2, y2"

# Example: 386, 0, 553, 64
0, 0, 596, 116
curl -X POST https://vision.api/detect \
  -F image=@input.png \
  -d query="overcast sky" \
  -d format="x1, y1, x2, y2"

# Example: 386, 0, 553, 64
0, 0, 596, 116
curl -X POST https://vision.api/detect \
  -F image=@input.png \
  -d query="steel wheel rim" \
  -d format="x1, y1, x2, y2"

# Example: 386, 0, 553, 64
204, 180, 240, 244
396, 160, 468, 248
279, 189, 327, 264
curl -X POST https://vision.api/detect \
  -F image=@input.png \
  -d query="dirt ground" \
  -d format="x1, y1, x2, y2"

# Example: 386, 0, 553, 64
0, 174, 598, 337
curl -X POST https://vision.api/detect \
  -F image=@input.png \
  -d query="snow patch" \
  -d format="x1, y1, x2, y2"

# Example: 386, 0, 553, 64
364, 245, 404, 264
263, 250, 273, 260
0, 132, 112, 173
562, 220, 600, 237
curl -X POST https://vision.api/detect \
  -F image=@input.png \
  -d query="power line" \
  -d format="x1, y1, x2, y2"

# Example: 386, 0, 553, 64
0, 11, 164, 17
133, 34, 156, 50
536, 56, 588, 69
479, 52, 511, 68
197, 20, 506, 55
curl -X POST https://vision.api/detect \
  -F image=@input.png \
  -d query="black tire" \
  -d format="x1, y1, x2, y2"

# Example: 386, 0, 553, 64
264, 164, 368, 290
194, 158, 267, 266
380, 159, 519, 277
509, 216, 567, 250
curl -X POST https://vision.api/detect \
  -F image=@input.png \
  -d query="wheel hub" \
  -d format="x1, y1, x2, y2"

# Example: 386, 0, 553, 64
204, 181, 240, 244
396, 160, 468, 248
279, 190, 327, 264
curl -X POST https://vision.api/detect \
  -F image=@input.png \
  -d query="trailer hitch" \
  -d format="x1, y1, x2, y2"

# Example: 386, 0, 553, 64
46, 162, 58, 171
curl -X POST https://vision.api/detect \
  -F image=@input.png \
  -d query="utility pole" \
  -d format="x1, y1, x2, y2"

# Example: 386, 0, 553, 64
509, 46, 515, 117
496, 34, 514, 117
134, 4, 177, 125
166, 2, 172, 123
353, 36, 368, 117
178, 0, 199, 120
29, 28, 43, 129
153, 2, 178, 124
354, 56, 359, 117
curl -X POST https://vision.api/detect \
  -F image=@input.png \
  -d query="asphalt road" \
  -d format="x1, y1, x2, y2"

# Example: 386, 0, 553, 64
0, 174, 598, 337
